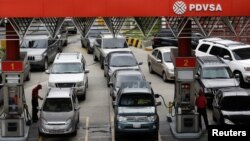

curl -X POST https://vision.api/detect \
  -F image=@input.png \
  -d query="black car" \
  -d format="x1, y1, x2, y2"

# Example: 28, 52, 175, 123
152, 29, 203, 49
104, 51, 143, 86
212, 87, 250, 125
109, 69, 146, 100
81, 29, 109, 54
113, 81, 161, 140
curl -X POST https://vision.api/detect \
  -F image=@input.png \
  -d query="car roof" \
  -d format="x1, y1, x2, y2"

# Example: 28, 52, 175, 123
47, 88, 72, 98
121, 87, 152, 94
219, 87, 250, 97
155, 46, 178, 52
54, 53, 82, 63
23, 35, 49, 40
116, 69, 143, 76
197, 56, 228, 68
199, 37, 250, 50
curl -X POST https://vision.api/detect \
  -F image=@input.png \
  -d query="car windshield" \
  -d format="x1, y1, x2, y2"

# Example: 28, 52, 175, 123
103, 38, 128, 48
116, 74, 144, 88
110, 55, 137, 67
232, 48, 250, 60
202, 67, 233, 79
163, 52, 172, 62
221, 96, 250, 111
119, 94, 154, 106
20, 39, 47, 48
51, 63, 83, 74
43, 98, 72, 112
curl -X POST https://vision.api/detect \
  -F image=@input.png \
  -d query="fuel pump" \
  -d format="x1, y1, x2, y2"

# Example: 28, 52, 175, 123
169, 48, 202, 138
0, 60, 30, 141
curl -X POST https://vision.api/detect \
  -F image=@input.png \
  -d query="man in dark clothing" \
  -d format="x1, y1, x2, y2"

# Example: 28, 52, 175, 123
196, 89, 209, 130
31, 84, 43, 122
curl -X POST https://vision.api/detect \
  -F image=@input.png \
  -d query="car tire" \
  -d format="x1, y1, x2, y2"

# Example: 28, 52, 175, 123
148, 64, 154, 74
212, 114, 217, 122
64, 39, 68, 46
26, 71, 31, 81
100, 58, 104, 69
42, 58, 49, 71
93, 54, 98, 61
162, 72, 167, 82
152, 131, 159, 140
235, 72, 246, 88
107, 76, 110, 87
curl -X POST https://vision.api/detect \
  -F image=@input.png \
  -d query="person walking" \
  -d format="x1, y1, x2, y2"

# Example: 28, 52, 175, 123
196, 89, 209, 130
31, 84, 43, 122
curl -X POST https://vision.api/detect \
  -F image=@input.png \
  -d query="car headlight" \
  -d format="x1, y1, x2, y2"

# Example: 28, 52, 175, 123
244, 67, 250, 71
41, 118, 48, 125
35, 56, 43, 61
48, 82, 56, 87
66, 119, 72, 125
148, 115, 157, 122
224, 118, 234, 125
77, 81, 84, 86
117, 115, 127, 122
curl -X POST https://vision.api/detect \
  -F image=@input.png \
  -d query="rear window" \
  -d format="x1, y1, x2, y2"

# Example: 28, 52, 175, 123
119, 94, 154, 106
202, 67, 233, 79
110, 55, 137, 67
221, 96, 250, 111
43, 98, 72, 112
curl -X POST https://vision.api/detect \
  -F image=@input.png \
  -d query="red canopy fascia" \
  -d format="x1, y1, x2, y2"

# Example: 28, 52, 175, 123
0, 0, 249, 17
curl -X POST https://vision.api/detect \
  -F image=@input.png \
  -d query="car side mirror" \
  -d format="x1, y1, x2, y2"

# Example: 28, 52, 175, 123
223, 55, 232, 61
156, 59, 162, 63
156, 101, 161, 106
45, 70, 50, 74
85, 69, 90, 74
138, 62, 143, 65
195, 74, 199, 79
154, 94, 160, 98
109, 82, 113, 86
75, 106, 80, 110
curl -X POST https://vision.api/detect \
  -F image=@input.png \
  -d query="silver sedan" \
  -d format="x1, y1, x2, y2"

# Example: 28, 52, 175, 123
147, 47, 177, 81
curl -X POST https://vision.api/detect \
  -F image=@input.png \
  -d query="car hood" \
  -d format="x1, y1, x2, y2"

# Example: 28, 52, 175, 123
118, 106, 155, 114
201, 79, 239, 88
237, 59, 250, 66
49, 73, 84, 83
222, 110, 250, 124
102, 48, 131, 56
20, 48, 46, 56
41, 111, 74, 122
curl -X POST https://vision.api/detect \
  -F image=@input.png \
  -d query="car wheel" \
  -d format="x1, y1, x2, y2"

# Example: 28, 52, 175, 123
42, 58, 49, 71
26, 71, 31, 81
100, 58, 104, 69
162, 72, 167, 82
93, 54, 98, 61
64, 39, 68, 46
152, 131, 159, 140
107, 76, 110, 87
148, 64, 154, 74
234, 72, 245, 87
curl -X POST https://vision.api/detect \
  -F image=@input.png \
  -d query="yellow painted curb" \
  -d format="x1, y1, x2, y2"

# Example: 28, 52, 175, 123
144, 47, 153, 51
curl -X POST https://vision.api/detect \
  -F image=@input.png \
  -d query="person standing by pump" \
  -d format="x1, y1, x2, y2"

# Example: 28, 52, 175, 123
31, 84, 43, 122
196, 89, 209, 130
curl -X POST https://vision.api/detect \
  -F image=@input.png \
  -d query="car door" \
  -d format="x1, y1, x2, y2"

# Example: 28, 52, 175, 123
155, 51, 163, 75
93, 36, 102, 60
150, 49, 159, 73
72, 92, 80, 123
81, 56, 88, 86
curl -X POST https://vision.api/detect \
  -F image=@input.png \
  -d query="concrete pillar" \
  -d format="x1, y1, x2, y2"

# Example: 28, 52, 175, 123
6, 22, 20, 60
178, 19, 191, 57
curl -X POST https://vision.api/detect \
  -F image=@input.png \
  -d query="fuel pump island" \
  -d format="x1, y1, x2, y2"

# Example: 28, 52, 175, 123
0, 60, 31, 141
168, 48, 202, 138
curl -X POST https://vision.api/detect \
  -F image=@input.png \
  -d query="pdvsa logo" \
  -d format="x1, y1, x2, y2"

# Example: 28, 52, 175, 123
173, 1, 223, 15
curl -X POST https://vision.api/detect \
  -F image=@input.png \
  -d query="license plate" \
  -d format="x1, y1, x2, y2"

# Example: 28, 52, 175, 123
133, 123, 141, 128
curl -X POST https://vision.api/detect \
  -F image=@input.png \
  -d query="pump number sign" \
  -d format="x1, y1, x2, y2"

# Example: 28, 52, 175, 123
1, 61, 23, 72
175, 57, 196, 68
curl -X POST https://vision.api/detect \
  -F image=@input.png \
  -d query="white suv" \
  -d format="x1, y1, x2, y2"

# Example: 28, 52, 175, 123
195, 38, 250, 87
47, 53, 89, 100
